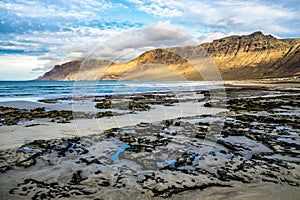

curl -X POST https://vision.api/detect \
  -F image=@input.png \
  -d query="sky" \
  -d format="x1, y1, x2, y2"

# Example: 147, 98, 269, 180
0, 0, 299, 80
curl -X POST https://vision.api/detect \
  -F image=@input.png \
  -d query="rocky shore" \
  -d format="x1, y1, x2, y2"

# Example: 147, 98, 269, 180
0, 84, 299, 199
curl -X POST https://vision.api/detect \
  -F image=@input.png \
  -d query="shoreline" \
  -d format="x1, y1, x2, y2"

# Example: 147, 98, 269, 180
0, 88, 226, 149
0, 83, 299, 199
0, 102, 226, 150
1, 79, 299, 104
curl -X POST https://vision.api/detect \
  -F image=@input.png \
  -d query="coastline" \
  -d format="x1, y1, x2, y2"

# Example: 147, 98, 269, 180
0, 101, 226, 150
0, 82, 299, 199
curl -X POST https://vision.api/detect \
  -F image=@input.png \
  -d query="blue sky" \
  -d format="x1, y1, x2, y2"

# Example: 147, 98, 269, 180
0, 0, 299, 80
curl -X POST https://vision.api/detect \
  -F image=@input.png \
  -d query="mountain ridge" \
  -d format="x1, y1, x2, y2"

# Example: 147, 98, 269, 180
38, 31, 300, 81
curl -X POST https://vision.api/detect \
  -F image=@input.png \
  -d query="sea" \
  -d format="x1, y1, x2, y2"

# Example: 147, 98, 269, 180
0, 80, 224, 102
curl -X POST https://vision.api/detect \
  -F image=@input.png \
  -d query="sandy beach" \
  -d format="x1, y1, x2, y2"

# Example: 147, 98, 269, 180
0, 101, 225, 150
0, 83, 299, 199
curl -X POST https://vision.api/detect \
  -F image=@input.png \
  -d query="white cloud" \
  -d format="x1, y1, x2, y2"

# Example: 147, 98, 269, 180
35, 52, 68, 72
127, 0, 143, 5
67, 52, 85, 60
128, 0, 182, 17
110, 21, 197, 49
15, 21, 196, 78
139, 4, 182, 17
29, 27, 126, 72
84, 21, 198, 62
128, 0, 298, 34
1, 0, 127, 19
198, 32, 228, 43
36, 21, 197, 66
38, 53, 60, 61
0, 55, 49, 80
8, 21, 141, 55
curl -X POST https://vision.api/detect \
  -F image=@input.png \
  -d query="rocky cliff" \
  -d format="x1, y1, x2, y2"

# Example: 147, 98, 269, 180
201, 31, 300, 79
38, 31, 300, 81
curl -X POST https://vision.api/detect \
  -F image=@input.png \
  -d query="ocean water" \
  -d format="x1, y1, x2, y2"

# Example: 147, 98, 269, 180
0, 80, 223, 102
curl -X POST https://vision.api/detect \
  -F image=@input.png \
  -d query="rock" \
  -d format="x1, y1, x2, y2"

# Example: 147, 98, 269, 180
200, 90, 210, 98
0, 165, 11, 173
95, 100, 112, 109
195, 132, 206, 139
129, 101, 150, 111
56, 119, 70, 123
204, 102, 212, 107
96, 111, 114, 118
2, 89, 300, 199
30, 107, 45, 112
70, 170, 86, 184
16, 152, 39, 168
163, 120, 173, 127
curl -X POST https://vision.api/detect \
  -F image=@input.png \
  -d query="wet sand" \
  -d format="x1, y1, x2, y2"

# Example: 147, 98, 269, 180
0, 83, 299, 199
0, 102, 225, 150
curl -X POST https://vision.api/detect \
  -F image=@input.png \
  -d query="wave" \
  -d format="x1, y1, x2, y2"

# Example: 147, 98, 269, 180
0, 81, 224, 102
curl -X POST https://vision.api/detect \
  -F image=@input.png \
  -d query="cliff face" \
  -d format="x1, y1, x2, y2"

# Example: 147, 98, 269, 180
201, 31, 300, 79
38, 61, 82, 80
38, 59, 113, 80
38, 32, 300, 81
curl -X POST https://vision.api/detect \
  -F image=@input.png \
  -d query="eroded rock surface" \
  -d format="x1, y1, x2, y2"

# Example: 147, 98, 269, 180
0, 87, 299, 199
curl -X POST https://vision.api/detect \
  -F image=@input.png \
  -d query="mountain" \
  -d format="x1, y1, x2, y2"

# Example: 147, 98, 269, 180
39, 59, 113, 80
200, 31, 300, 79
38, 31, 300, 81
